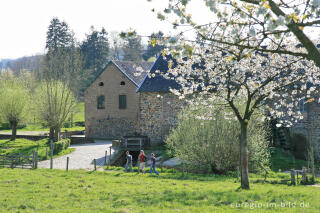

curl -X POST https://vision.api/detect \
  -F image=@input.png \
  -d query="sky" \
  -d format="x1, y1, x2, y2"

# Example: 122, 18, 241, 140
0, 0, 212, 59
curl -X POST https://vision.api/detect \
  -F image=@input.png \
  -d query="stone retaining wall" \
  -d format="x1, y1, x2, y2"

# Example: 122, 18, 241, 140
70, 136, 94, 144
86, 117, 138, 139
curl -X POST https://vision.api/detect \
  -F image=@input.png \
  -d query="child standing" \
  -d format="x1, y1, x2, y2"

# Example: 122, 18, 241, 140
138, 150, 147, 173
150, 153, 159, 176
124, 151, 133, 172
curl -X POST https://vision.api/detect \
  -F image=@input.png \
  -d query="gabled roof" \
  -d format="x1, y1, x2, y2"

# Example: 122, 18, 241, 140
86, 60, 152, 91
113, 61, 152, 86
136, 54, 180, 92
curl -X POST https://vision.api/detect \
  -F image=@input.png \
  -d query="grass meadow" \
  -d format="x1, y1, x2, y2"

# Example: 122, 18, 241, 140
0, 168, 319, 212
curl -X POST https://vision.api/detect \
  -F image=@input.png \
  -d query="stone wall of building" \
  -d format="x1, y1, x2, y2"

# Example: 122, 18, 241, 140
290, 102, 320, 160
139, 92, 183, 144
85, 63, 140, 139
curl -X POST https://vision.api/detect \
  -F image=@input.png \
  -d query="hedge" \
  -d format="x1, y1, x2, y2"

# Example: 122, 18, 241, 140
0, 123, 27, 130
53, 138, 71, 154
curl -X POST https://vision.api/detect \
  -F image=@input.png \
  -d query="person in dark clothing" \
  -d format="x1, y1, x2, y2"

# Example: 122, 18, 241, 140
124, 151, 133, 172
150, 153, 159, 176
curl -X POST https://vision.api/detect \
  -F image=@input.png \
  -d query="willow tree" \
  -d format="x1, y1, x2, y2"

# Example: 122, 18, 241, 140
34, 81, 76, 141
0, 78, 30, 140
163, 43, 320, 189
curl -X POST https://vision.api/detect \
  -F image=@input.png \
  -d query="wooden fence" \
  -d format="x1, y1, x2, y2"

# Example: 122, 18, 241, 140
0, 152, 36, 169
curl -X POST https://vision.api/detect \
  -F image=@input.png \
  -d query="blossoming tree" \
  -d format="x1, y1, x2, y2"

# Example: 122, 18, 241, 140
165, 43, 320, 189
155, 0, 320, 68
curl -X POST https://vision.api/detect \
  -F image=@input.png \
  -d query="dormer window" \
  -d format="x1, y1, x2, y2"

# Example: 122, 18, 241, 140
120, 81, 125, 86
99, 82, 104, 86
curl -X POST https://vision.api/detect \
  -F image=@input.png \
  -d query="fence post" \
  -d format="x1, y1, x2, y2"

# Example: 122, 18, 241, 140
20, 154, 23, 169
32, 151, 35, 169
35, 152, 38, 169
66, 157, 69, 171
94, 159, 97, 171
109, 147, 112, 165
291, 169, 296, 185
105, 150, 108, 165
301, 167, 307, 184
50, 140, 53, 169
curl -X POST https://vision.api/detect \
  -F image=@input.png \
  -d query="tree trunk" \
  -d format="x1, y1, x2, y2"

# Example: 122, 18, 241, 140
49, 127, 55, 142
10, 120, 17, 141
54, 127, 60, 142
240, 122, 250, 189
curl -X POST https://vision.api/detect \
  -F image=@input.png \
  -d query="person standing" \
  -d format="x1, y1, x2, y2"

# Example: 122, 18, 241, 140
138, 150, 147, 173
150, 153, 159, 176
124, 151, 133, 172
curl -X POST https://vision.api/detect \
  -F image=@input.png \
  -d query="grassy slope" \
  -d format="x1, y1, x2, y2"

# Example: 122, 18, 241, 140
0, 139, 74, 160
0, 168, 319, 212
0, 102, 85, 133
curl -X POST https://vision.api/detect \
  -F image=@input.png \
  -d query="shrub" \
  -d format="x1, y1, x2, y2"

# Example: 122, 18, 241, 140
166, 103, 270, 174
0, 123, 26, 130
74, 121, 85, 127
63, 123, 72, 128
53, 138, 71, 154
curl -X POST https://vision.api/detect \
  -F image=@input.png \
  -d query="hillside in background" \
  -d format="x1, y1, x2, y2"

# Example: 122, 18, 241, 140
0, 55, 43, 75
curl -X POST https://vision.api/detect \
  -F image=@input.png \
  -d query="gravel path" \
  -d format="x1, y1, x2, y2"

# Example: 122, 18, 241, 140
38, 140, 114, 170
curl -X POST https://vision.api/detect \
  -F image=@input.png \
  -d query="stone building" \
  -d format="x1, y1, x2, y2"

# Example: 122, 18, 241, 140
85, 60, 152, 139
85, 55, 183, 144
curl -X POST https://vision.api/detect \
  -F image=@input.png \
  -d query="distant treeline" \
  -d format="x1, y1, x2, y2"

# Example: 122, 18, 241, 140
0, 17, 168, 98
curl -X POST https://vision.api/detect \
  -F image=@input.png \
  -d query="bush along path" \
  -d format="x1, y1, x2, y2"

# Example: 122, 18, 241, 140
38, 140, 114, 170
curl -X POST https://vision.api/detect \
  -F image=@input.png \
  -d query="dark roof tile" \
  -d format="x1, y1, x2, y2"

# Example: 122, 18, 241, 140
136, 55, 180, 92
113, 61, 153, 86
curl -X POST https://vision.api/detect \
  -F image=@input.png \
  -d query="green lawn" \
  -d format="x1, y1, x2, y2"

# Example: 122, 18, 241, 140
73, 102, 84, 122
0, 168, 319, 212
0, 138, 74, 160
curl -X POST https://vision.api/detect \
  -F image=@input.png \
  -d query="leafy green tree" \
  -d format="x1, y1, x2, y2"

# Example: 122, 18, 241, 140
46, 18, 74, 53
81, 26, 110, 72
0, 78, 30, 140
143, 31, 165, 61
121, 31, 143, 61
